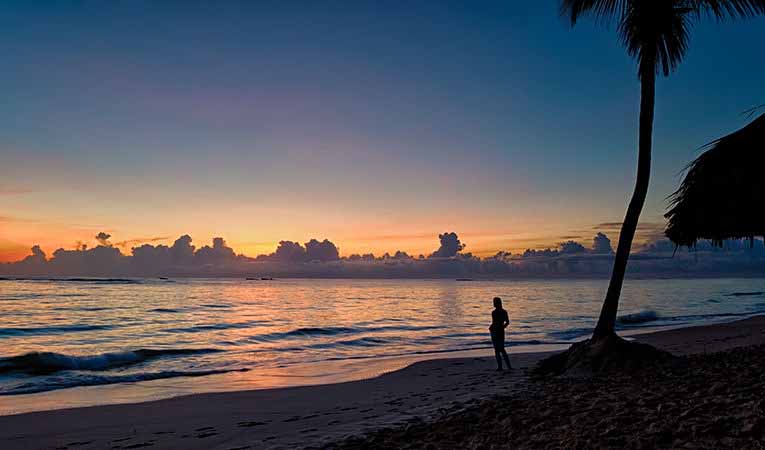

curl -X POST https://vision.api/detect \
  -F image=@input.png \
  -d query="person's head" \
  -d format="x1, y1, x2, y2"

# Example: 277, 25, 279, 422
493, 297, 502, 308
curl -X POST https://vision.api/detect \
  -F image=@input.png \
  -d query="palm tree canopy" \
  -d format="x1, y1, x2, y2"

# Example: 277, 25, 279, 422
560, 0, 765, 76
665, 114, 765, 247
562, 0, 765, 23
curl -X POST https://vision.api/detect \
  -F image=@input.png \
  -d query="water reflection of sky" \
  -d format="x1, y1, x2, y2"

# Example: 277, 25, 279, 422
1, 277, 765, 403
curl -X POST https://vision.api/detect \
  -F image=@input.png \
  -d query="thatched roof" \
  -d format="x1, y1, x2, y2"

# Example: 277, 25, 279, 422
665, 113, 765, 247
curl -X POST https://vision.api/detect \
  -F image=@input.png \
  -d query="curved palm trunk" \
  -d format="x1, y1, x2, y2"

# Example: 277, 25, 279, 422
592, 70, 656, 339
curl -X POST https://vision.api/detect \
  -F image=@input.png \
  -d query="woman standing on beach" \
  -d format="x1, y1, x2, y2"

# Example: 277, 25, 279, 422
490, 297, 512, 371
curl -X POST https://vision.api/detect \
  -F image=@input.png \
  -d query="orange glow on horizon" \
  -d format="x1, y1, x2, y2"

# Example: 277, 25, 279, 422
0, 230, 635, 264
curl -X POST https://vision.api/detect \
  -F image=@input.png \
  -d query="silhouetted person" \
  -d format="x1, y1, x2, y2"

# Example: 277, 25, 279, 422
489, 296, 512, 370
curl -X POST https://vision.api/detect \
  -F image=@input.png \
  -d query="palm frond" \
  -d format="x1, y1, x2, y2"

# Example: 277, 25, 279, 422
619, 1, 691, 77
665, 114, 765, 247
743, 104, 765, 119
560, 0, 628, 24
693, 0, 765, 19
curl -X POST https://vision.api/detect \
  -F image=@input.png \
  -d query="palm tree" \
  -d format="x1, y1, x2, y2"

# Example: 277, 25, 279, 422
561, 0, 765, 341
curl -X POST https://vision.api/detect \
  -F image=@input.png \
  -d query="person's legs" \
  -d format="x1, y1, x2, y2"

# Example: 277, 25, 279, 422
491, 331, 503, 370
500, 348, 512, 369
494, 349, 503, 370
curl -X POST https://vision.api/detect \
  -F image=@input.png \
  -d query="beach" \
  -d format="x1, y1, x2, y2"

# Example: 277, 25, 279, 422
2, 315, 764, 449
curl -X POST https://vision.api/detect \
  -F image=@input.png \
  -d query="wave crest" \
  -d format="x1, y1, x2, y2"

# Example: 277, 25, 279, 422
0, 348, 219, 375
618, 310, 659, 325
1, 368, 247, 396
0, 324, 114, 338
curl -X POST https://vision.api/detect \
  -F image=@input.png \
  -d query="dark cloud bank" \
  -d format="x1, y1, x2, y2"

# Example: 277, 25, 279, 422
3, 231, 765, 279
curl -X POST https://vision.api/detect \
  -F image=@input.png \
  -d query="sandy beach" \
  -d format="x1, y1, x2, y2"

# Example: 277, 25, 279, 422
1, 315, 764, 449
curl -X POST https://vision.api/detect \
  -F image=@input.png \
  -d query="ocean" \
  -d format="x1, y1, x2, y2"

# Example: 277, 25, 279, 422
1, 277, 764, 414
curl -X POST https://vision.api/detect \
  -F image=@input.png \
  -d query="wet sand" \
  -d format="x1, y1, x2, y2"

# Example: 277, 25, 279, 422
2, 315, 765, 450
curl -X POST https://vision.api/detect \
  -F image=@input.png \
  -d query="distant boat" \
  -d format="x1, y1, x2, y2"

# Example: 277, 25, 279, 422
455, 278, 473, 281
158, 277, 169, 280
261, 277, 274, 281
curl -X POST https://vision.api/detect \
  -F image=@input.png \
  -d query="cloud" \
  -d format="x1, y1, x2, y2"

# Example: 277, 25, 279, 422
592, 232, 614, 254
522, 248, 559, 258
559, 240, 587, 254
113, 236, 170, 248
262, 240, 307, 262
258, 238, 341, 262
3, 231, 765, 278
95, 232, 112, 246
170, 235, 195, 263
305, 239, 340, 262
195, 237, 238, 265
392, 250, 412, 260
594, 221, 666, 244
430, 232, 465, 258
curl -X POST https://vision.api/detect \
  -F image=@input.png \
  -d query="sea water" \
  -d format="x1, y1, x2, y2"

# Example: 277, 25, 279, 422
1, 277, 764, 414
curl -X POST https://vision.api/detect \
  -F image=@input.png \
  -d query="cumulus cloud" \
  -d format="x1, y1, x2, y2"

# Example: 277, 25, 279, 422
195, 237, 237, 265
430, 232, 465, 258
264, 240, 307, 262
47, 244, 125, 276
592, 232, 613, 254
113, 236, 170, 248
305, 239, 340, 262
392, 251, 412, 260
3, 231, 765, 278
170, 235, 195, 264
95, 232, 112, 246
522, 248, 559, 258
30, 245, 45, 259
559, 240, 587, 254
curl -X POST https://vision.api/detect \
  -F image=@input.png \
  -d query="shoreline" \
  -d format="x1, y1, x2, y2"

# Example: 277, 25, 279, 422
0, 313, 746, 417
2, 315, 765, 449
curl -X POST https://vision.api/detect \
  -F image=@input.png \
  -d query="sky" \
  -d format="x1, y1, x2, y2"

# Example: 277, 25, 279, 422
1, 1, 764, 262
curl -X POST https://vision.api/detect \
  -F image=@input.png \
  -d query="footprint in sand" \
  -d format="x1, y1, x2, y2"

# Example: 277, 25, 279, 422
122, 442, 155, 449
194, 427, 218, 439
237, 420, 267, 427
283, 413, 320, 422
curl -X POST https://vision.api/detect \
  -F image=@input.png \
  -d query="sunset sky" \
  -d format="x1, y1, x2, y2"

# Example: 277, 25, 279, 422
1, 1, 764, 262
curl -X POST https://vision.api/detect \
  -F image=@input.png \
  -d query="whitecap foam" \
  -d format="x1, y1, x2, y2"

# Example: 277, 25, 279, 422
0, 348, 219, 375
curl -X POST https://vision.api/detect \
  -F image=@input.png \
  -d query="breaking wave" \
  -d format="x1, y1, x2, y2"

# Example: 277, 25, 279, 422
0, 368, 248, 395
618, 310, 660, 325
0, 348, 219, 375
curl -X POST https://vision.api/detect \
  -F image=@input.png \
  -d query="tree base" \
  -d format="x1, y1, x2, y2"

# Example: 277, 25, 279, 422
534, 333, 674, 376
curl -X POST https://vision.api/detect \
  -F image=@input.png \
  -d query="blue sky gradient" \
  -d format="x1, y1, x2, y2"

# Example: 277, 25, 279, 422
1, 1, 763, 259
